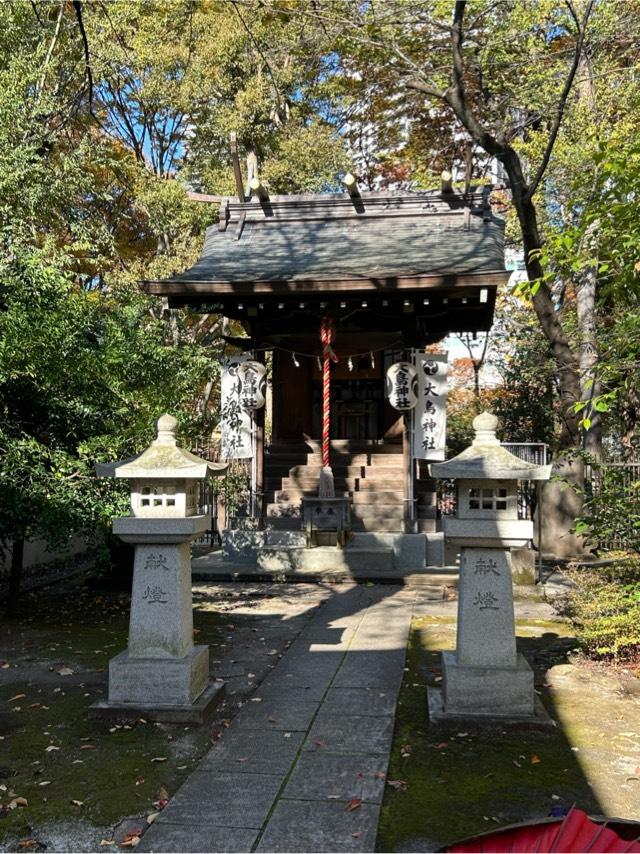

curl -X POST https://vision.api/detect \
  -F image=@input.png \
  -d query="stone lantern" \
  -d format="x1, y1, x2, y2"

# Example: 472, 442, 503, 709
429, 412, 551, 720
92, 414, 227, 722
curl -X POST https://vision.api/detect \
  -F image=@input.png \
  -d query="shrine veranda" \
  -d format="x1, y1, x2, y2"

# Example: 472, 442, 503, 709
146, 187, 514, 576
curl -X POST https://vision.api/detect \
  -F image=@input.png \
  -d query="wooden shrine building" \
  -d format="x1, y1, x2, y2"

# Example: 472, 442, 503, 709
145, 183, 509, 571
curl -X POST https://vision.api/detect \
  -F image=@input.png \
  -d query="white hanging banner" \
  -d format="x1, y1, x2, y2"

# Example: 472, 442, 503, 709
413, 353, 448, 460
221, 355, 253, 459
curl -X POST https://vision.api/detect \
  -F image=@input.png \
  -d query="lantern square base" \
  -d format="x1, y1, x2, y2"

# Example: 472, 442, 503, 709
427, 686, 553, 729
438, 651, 537, 719
89, 678, 225, 725
106, 645, 210, 707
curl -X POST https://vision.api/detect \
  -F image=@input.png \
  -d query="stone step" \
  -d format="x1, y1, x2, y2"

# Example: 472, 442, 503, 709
351, 519, 404, 532
267, 465, 369, 478
256, 545, 394, 574
269, 489, 348, 503
264, 530, 307, 548
267, 441, 402, 455
350, 490, 405, 505
262, 517, 407, 533
351, 505, 405, 520
265, 463, 404, 479
266, 488, 433, 504
265, 517, 304, 531
273, 476, 405, 490
266, 504, 302, 517
264, 454, 404, 469
265, 503, 406, 519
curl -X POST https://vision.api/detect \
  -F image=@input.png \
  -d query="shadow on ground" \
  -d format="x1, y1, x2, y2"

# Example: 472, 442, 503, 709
377, 614, 640, 853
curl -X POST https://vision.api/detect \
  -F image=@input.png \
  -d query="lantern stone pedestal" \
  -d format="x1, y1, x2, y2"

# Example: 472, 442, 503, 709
438, 547, 534, 719
90, 415, 227, 724
428, 412, 551, 723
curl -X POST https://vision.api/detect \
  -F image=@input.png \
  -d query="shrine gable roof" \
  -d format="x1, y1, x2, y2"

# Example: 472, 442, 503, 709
143, 188, 508, 298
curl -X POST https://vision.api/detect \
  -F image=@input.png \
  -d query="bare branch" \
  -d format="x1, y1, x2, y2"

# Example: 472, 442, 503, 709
524, 0, 595, 202
35, 2, 64, 102
440, 1, 505, 159
405, 78, 446, 99
72, 0, 95, 116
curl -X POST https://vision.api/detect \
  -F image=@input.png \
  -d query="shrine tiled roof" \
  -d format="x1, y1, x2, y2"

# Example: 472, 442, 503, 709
144, 188, 507, 294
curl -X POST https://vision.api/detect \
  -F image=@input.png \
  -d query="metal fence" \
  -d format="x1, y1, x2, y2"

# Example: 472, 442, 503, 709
191, 441, 252, 546
584, 454, 640, 551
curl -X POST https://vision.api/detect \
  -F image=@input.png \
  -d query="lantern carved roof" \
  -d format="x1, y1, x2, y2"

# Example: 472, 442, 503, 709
95, 414, 228, 480
430, 412, 552, 481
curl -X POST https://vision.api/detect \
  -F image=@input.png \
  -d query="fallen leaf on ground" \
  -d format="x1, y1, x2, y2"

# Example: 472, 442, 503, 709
151, 757, 167, 763
8, 694, 26, 702
57, 667, 74, 676
135, 777, 145, 786
8, 797, 28, 809
387, 780, 408, 791
45, 745, 60, 752
17, 839, 39, 849
70, 799, 83, 807
39, 781, 51, 787
345, 798, 362, 812
99, 840, 115, 846
80, 744, 96, 750
400, 744, 412, 757
352, 832, 363, 838
433, 743, 449, 749
531, 754, 541, 764
146, 812, 159, 825
152, 786, 169, 809
119, 831, 141, 848
373, 771, 386, 780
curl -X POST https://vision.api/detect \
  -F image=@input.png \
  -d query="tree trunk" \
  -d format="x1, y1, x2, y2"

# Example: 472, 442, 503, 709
501, 150, 582, 450
576, 262, 602, 459
6, 537, 25, 616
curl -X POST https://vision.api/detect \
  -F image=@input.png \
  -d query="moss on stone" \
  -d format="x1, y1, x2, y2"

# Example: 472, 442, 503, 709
0, 587, 229, 846
376, 616, 599, 853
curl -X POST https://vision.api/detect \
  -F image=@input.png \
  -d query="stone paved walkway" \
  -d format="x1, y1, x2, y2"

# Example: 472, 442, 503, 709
138, 585, 415, 853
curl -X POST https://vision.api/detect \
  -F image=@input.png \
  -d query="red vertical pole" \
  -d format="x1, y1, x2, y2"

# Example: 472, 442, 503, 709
320, 317, 335, 468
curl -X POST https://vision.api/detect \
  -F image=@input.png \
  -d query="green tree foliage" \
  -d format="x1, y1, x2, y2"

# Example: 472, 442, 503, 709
0, 0, 356, 608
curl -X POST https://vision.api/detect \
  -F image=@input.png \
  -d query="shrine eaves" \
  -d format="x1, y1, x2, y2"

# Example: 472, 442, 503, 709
143, 186, 509, 347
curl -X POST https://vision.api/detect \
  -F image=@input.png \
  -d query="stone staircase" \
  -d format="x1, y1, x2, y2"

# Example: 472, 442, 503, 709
263, 440, 437, 533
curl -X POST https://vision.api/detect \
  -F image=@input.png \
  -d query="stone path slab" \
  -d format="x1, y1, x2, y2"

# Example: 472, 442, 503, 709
255, 800, 379, 853
138, 585, 414, 853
